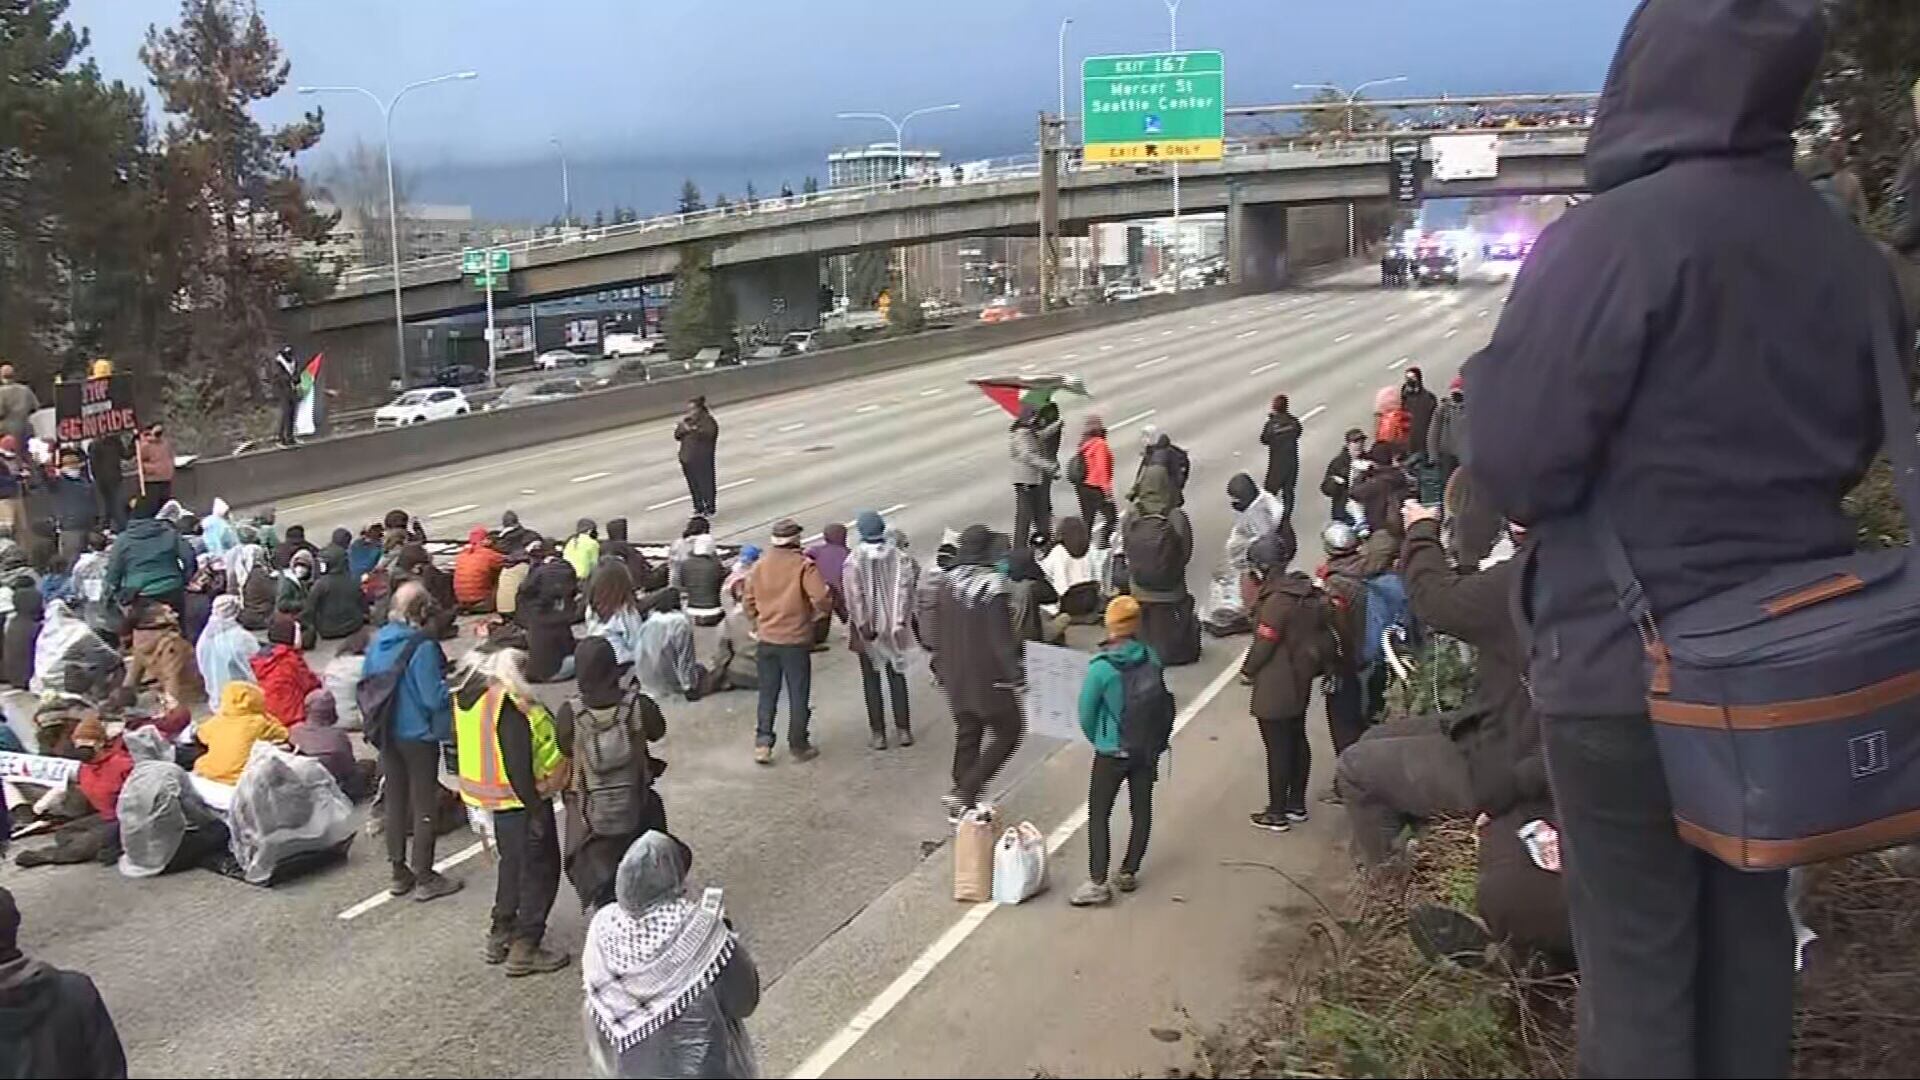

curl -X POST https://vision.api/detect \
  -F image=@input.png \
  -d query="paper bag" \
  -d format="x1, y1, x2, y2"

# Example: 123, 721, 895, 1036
953, 806, 1000, 902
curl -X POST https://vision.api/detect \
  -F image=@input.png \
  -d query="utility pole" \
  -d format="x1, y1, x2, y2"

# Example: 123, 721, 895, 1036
1039, 111, 1063, 311
1166, 0, 1183, 294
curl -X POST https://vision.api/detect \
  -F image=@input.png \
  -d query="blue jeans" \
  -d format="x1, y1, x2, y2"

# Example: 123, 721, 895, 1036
755, 643, 813, 749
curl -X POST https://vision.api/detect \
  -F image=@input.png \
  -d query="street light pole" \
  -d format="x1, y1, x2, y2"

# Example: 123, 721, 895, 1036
835, 103, 961, 301
300, 71, 478, 390
1165, 0, 1183, 294
550, 136, 571, 227
1292, 76, 1406, 259
1057, 17, 1074, 125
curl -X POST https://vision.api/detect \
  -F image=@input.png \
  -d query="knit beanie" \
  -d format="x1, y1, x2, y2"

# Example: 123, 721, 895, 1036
1105, 595, 1142, 639
855, 510, 886, 541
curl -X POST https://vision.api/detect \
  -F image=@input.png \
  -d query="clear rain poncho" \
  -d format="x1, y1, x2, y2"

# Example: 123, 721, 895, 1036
226, 741, 355, 885
583, 832, 761, 1079
1205, 476, 1287, 632
29, 599, 123, 700
118, 726, 222, 878
196, 594, 259, 702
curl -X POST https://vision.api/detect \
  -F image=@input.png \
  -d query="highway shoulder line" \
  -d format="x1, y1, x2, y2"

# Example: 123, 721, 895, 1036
787, 654, 1246, 1080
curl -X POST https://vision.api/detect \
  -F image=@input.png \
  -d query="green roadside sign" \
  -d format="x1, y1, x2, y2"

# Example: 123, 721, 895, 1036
1081, 50, 1225, 163
461, 247, 511, 292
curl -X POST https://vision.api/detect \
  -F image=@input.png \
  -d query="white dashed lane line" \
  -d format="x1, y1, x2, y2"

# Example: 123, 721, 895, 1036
1111, 408, 1157, 431
855, 404, 881, 414
569, 471, 610, 484
1236, 330, 1258, 340
1302, 404, 1328, 421
776, 422, 807, 434
1334, 332, 1355, 344
1248, 361, 1280, 376
426, 503, 478, 519
919, 388, 945, 397
645, 477, 756, 512
1134, 355, 1169, 370
339, 842, 489, 920
972, 405, 1003, 417
1389, 357, 1409, 369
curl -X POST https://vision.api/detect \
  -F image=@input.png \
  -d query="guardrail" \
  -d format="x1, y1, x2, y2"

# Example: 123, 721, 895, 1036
323, 124, 1592, 296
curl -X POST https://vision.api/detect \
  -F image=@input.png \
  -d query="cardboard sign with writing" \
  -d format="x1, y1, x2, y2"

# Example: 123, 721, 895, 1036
54, 375, 138, 443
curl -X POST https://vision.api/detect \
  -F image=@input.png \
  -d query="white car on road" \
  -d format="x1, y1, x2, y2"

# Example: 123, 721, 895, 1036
374, 387, 471, 428
536, 348, 593, 369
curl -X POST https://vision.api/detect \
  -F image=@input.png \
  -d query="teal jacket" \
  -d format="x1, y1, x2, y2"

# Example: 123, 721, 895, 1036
1078, 637, 1158, 756
103, 518, 194, 601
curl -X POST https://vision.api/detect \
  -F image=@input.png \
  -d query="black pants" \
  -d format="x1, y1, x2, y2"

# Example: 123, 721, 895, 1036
1265, 461, 1297, 517
857, 651, 911, 735
755, 642, 813, 749
278, 400, 297, 445
145, 479, 172, 508
681, 457, 717, 515
1325, 669, 1368, 756
96, 481, 125, 531
1088, 753, 1156, 884
1255, 714, 1310, 815
952, 694, 1024, 807
1012, 483, 1050, 549
381, 738, 441, 873
490, 800, 561, 944
1074, 483, 1118, 548
167, 821, 229, 873
1329, 495, 1353, 527
1545, 713, 1792, 1078
1335, 714, 1474, 865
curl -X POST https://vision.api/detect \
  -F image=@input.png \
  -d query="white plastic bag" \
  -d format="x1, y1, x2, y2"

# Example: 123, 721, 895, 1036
990, 821, 1049, 905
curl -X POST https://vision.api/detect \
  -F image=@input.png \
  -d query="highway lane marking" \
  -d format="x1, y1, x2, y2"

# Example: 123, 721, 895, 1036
919, 388, 945, 397
1248, 361, 1281, 376
1384, 313, 1399, 323
1479, 309, 1490, 318
1184, 324, 1197, 331
519, 488, 537, 496
788, 653, 1246, 1080
1235, 330, 1258, 340
805, 502, 910, 545
1061, 353, 1079, 361
338, 840, 490, 921
426, 503, 478, 519
1209, 318, 1220, 326
777, 422, 808, 434
1160, 329, 1175, 337
1099, 344, 1115, 351
1334, 332, 1355, 344
1389, 357, 1409, 369
1299, 311, 1317, 320
1020, 363, 1039, 372
1131, 336, 1144, 344
646, 476, 757, 512
856, 404, 881, 414
1111, 408, 1157, 431
1134, 355, 1169, 370
1346, 298, 1357, 305
1302, 404, 1328, 421
1445, 328, 1460, 338
568, 471, 610, 484
972, 405, 1003, 417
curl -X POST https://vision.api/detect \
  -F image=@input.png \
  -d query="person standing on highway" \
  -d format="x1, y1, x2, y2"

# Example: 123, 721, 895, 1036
0, 366, 37, 449
675, 397, 720, 518
1070, 595, 1170, 906
1259, 394, 1303, 518
919, 524, 1025, 819
845, 510, 918, 750
1426, 376, 1467, 491
1034, 399, 1065, 541
86, 432, 127, 532
452, 624, 571, 975
743, 519, 831, 764
1320, 429, 1366, 526
47, 445, 96, 563
1464, 2, 1897, 1073
271, 346, 300, 447
557, 635, 668, 911
1008, 407, 1057, 549
104, 494, 195, 618
135, 423, 175, 507
1240, 531, 1336, 833
1399, 367, 1439, 465
363, 581, 464, 903
1069, 416, 1116, 548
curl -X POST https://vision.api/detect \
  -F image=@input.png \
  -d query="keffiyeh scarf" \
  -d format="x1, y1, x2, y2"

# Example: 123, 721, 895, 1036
583, 888, 738, 1052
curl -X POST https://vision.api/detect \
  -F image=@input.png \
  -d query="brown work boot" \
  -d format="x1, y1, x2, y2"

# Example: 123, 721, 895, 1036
412, 869, 463, 903
505, 938, 570, 977
483, 927, 512, 965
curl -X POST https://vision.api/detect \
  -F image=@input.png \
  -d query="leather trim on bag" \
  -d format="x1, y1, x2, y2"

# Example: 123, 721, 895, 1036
1761, 572, 1865, 618
1678, 810, 1920, 871
1649, 668, 1920, 730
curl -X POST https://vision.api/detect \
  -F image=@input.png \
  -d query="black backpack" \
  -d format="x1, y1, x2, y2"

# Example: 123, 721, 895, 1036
1065, 444, 1088, 487
1111, 652, 1175, 760
356, 633, 428, 750
1125, 514, 1184, 592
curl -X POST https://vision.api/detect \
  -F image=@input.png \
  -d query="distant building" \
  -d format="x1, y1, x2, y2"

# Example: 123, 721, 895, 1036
828, 142, 941, 189
297, 202, 514, 274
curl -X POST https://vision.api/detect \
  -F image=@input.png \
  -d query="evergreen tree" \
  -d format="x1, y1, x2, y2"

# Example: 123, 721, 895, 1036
592, 208, 604, 228
663, 245, 733, 359
676, 178, 704, 214
802, 175, 821, 195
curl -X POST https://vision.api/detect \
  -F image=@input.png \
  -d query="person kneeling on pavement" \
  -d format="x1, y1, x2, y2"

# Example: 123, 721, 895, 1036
453, 623, 572, 976
1071, 596, 1174, 906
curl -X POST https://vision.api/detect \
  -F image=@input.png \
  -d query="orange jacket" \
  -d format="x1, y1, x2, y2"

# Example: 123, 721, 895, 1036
453, 538, 506, 605
1078, 435, 1114, 495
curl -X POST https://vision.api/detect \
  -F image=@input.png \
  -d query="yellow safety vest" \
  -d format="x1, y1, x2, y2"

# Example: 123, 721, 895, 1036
454, 684, 565, 810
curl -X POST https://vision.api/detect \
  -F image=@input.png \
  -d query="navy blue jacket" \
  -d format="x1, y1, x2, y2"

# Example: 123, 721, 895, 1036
1464, 0, 1902, 715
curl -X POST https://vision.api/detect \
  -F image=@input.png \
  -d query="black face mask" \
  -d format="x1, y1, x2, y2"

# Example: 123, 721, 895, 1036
72, 746, 98, 762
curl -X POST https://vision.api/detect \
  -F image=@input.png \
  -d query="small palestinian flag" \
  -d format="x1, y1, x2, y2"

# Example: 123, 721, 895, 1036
969, 374, 1089, 417
293, 352, 324, 437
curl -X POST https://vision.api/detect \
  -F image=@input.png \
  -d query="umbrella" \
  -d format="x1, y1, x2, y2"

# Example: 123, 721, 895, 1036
969, 374, 1089, 417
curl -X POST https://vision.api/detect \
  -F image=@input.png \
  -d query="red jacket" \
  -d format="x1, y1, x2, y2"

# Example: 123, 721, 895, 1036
1375, 408, 1412, 449
1078, 435, 1115, 495
250, 645, 321, 729
453, 542, 505, 605
76, 739, 133, 820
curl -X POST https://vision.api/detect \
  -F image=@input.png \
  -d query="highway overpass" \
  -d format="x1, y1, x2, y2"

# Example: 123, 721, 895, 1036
290, 130, 1587, 387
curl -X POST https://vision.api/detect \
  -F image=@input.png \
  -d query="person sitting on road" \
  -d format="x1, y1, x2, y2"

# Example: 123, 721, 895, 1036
1040, 515, 1103, 626
14, 716, 131, 868
275, 548, 315, 632
120, 599, 204, 711
1070, 595, 1171, 907
581, 831, 760, 1079
232, 531, 275, 631
709, 546, 760, 693
515, 541, 581, 684
667, 516, 711, 593
453, 526, 506, 615
289, 686, 367, 798
632, 588, 717, 701
117, 725, 227, 879
564, 518, 601, 583
347, 523, 385, 581
602, 517, 663, 592
679, 534, 726, 627
557, 636, 669, 911
1006, 547, 1064, 645
493, 509, 536, 561
305, 544, 366, 641
196, 594, 259, 703
270, 523, 316, 572
192, 682, 290, 786
0, 885, 128, 1078
1, 585, 40, 689
585, 559, 647, 666
250, 615, 321, 729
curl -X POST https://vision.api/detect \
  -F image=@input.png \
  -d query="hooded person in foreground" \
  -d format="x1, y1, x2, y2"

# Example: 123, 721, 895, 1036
1462, 2, 1900, 1074
581, 831, 759, 1079
0, 886, 127, 1079
917, 525, 1025, 819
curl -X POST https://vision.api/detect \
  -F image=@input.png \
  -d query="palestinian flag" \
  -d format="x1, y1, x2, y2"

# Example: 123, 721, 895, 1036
293, 352, 324, 437
969, 374, 1089, 417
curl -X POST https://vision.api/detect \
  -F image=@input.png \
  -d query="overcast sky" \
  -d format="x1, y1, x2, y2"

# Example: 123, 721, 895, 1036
65, 0, 1642, 218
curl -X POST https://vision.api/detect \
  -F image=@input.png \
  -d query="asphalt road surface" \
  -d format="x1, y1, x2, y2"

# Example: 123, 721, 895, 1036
6, 267, 1510, 1078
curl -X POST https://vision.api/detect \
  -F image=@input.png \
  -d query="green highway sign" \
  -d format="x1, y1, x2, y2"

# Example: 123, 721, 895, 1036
460, 248, 484, 275
1081, 50, 1225, 163
461, 247, 511, 291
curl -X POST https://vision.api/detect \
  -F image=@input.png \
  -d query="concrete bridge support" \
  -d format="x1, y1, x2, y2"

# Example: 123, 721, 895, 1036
1228, 190, 1291, 290
721, 254, 824, 338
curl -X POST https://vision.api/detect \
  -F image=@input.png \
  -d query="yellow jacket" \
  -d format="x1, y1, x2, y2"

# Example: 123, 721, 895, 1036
193, 683, 289, 785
